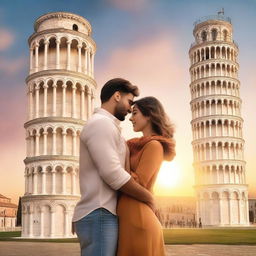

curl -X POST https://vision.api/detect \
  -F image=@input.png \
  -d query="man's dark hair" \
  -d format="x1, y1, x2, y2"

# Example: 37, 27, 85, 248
100, 78, 139, 103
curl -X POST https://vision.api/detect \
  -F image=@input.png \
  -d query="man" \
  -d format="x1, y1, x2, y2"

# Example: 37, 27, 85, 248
72, 78, 155, 256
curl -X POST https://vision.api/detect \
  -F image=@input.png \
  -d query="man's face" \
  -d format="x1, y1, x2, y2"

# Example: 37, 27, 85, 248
114, 92, 134, 121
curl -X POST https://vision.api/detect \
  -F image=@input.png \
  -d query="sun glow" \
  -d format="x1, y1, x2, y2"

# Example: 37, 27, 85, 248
154, 160, 181, 189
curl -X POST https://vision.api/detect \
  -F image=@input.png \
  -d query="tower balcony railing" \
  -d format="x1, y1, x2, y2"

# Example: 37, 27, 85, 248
193, 15, 231, 26
190, 40, 239, 49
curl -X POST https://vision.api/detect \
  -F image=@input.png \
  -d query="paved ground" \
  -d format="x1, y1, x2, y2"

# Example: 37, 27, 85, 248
0, 242, 256, 256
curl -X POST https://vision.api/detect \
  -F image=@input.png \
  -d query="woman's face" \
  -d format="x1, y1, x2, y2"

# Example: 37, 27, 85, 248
129, 105, 150, 132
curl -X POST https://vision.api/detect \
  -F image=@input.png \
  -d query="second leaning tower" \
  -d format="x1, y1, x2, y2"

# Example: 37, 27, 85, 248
189, 12, 249, 226
21, 12, 96, 238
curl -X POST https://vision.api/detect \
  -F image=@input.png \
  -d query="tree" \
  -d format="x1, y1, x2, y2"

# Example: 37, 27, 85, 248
16, 197, 22, 226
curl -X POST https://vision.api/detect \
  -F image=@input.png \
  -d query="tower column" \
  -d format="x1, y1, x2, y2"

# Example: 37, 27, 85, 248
209, 144, 212, 160
64, 211, 69, 237
51, 170, 56, 194
81, 87, 85, 120
41, 168, 46, 194
87, 49, 90, 75
237, 198, 241, 224
44, 40, 49, 70
35, 86, 40, 118
62, 169, 67, 194
24, 171, 28, 195
25, 136, 30, 156
35, 132, 40, 156
78, 44, 82, 72
91, 52, 95, 78
228, 143, 231, 159
228, 196, 232, 224
72, 85, 76, 118
43, 85, 48, 117
52, 130, 57, 155
87, 91, 91, 118
29, 88, 33, 120
62, 131, 67, 155
245, 197, 249, 223
35, 43, 39, 72
219, 197, 223, 225
30, 133, 34, 156
216, 168, 219, 183
33, 170, 38, 194
52, 84, 57, 116
67, 40, 71, 70
56, 39, 60, 69
62, 84, 67, 116
29, 47, 33, 73
84, 48, 88, 73
43, 131, 47, 155
40, 209, 44, 237
71, 170, 76, 195
50, 210, 55, 237
72, 133, 77, 156
28, 209, 33, 237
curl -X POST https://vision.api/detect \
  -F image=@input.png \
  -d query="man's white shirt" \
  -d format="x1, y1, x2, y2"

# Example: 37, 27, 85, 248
72, 108, 131, 222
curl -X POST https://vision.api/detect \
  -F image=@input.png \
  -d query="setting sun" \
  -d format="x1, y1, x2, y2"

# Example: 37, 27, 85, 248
154, 160, 181, 189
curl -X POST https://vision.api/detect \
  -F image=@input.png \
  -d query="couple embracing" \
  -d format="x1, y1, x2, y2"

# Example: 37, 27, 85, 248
72, 78, 176, 256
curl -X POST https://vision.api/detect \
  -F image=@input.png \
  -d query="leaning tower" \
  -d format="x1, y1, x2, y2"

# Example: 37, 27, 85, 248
189, 12, 249, 226
21, 12, 96, 237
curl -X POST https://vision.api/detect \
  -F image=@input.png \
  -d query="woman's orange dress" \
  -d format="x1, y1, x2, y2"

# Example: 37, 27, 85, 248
117, 135, 175, 256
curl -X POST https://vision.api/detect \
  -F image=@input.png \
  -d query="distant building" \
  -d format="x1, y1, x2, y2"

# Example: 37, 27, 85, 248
249, 199, 256, 223
156, 196, 197, 228
0, 194, 17, 230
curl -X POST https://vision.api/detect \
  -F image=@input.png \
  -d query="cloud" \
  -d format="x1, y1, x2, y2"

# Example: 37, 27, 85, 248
0, 85, 26, 144
0, 28, 15, 51
0, 56, 27, 75
108, 0, 147, 11
96, 32, 183, 94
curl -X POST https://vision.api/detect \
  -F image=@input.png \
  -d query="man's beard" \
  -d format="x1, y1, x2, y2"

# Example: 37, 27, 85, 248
114, 103, 127, 121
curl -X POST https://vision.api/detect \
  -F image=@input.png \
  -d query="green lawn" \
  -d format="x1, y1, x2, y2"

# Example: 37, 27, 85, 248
0, 231, 21, 238
0, 231, 78, 243
163, 229, 256, 245
1, 229, 256, 245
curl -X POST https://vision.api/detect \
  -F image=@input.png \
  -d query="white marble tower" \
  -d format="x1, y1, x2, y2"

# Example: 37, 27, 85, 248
189, 12, 249, 226
21, 12, 96, 237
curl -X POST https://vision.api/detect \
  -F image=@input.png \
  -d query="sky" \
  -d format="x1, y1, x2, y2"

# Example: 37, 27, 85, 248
0, 0, 256, 204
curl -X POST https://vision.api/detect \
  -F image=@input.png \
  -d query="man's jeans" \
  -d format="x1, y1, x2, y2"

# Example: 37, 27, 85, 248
75, 208, 118, 256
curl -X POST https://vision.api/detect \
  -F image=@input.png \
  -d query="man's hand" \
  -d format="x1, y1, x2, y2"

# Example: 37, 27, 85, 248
147, 198, 157, 213
119, 177, 154, 207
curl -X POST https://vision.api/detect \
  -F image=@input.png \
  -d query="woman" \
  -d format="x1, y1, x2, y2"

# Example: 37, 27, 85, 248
117, 96, 176, 256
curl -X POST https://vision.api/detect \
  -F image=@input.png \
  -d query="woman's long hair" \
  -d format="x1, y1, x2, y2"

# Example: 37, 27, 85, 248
133, 96, 174, 138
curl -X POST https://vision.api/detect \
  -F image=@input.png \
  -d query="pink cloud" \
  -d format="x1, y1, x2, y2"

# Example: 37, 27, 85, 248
108, 0, 147, 11
96, 32, 183, 94
0, 28, 15, 51
0, 56, 27, 75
